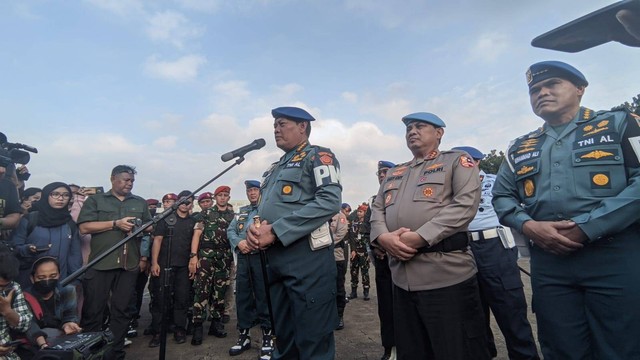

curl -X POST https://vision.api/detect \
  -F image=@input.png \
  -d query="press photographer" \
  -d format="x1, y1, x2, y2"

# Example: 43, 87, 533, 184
0, 132, 38, 197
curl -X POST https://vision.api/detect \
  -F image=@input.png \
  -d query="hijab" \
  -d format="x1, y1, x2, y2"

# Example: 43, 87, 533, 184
32, 182, 73, 228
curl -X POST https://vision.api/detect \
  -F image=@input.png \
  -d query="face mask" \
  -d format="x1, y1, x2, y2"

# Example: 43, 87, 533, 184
150, 208, 157, 216
33, 279, 58, 295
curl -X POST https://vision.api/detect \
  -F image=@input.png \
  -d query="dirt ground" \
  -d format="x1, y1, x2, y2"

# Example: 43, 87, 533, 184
123, 258, 539, 360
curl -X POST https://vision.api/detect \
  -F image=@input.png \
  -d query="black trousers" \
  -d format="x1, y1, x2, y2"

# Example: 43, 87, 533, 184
374, 255, 395, 350
394, 276, 490, 360
81, 268, 138, 360
149, 265, 191, 332
335, 260, 347, 317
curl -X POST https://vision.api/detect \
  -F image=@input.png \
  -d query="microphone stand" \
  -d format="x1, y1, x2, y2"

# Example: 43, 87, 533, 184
61, 156, 248, 360
159, 214, 175, 360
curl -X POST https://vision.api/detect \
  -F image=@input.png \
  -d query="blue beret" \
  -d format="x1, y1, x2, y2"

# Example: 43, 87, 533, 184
271, 106, 315, 122
244, 180, 260, 189
526, 61, 588, 89
401, 112, 446, 128
341, 203, 351, 210
452, 146, 485, 161
378, 160, 395, 169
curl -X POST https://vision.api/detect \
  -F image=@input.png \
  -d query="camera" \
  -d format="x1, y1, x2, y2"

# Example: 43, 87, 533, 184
0, 132, 38, 177
128, 218, 143, 228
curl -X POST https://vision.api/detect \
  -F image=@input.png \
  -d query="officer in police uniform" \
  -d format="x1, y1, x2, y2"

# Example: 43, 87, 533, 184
492, 61, 640, 359
227, 180, 273, 359
246, 106, 342, 360
453, 146, 539, 360
371, 112, 489, 360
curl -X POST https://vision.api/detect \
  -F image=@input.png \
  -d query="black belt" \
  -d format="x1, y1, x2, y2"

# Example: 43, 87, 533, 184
416, 232, 470, 253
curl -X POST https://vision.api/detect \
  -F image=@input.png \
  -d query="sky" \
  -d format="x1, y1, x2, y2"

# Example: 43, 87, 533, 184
2, 0, 639, 207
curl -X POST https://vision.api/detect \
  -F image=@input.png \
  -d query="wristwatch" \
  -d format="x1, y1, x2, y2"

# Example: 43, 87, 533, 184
189, 252, 197, 258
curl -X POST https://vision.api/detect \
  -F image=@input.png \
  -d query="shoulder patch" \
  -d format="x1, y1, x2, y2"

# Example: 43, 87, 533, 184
459, 155, 475, 168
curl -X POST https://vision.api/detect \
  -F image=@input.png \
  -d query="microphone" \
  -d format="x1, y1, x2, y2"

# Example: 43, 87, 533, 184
221, 138, 266, 162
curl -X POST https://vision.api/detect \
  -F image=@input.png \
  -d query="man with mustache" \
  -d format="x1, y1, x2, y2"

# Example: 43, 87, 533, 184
493, 61, 640, 359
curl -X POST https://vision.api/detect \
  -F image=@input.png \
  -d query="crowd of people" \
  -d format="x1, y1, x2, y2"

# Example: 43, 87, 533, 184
1, 58, 640, 360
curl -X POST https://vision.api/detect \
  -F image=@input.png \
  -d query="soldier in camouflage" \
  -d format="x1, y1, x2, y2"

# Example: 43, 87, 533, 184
348, 204, 371, 300
189, 185, 235, 345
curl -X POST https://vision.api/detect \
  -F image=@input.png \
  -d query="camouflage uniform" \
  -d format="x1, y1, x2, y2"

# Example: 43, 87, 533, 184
192, 206, 235, 323
349, 219, 370, 292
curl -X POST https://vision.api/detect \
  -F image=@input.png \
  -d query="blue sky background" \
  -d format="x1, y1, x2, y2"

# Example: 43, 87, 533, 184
2, 0, 639, 206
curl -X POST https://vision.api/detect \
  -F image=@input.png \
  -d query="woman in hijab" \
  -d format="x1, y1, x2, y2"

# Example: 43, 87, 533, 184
10, 182, 82, 288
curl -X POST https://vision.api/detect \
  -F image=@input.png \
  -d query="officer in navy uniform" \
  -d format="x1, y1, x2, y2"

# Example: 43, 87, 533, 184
493, 61, 640, 359
227, 180, 273, 359
247, 106, 342, 360
453, 146, 539, 360
364, 160, 396, 360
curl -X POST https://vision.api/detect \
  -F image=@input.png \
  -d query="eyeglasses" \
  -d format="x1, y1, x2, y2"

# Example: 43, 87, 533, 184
49, 192, 71, 199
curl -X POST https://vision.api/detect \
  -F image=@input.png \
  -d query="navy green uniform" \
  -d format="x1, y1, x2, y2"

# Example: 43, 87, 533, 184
227, 204, 271, 330
191, 206, 235, 323
258, 140, 342, 360
348, 219, 370, 291
493, 107, 640, 359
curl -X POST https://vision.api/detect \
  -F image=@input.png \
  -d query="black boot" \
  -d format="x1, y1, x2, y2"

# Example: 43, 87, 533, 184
349, 287, 357, 299
191, 323, 203, 346
229, 329, 251, 356
260, 328, 274, 360
363, 288, 370, 301
336, 316, 345, 330
209, 320, 227, 338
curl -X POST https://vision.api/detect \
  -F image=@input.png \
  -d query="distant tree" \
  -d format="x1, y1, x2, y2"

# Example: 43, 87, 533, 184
613, 93, 640, 115
479, 149, 505, 174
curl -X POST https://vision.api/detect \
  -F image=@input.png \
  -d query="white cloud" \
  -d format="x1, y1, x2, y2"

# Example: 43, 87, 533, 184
152, 136, 178, 149
341, 91, 358, 103
84, 0, 144, 17
174, 0, 222, 13
469, 32, 510, 63
214, 80, 251, 100
145, 10, 204, 48
143, 54, 207, 82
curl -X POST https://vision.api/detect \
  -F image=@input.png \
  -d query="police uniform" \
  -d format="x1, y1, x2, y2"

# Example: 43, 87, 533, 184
453, 146, 539, 360
227, 180, 273, 358
191, 194, 235, 335
257, 106, 342, 360
370, 112, 490, 360
492, 61, 640, 359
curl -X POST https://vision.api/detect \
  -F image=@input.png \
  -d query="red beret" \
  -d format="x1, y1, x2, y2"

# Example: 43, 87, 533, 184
162, 193, 178, 201
197, 192, 213, 202
214, 186, 230, 196
146, 198, 159, 206
357, 204, 369, 212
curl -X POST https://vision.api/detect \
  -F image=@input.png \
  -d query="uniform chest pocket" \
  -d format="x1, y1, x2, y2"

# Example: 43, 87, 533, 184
512, 159, 541, 204
236, 215, 248, 232
277, 169, 303, 203
572, 145, 626, 197
123, 204, 145, 219
413, 172, 446, 203
382, 181, 400, 208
